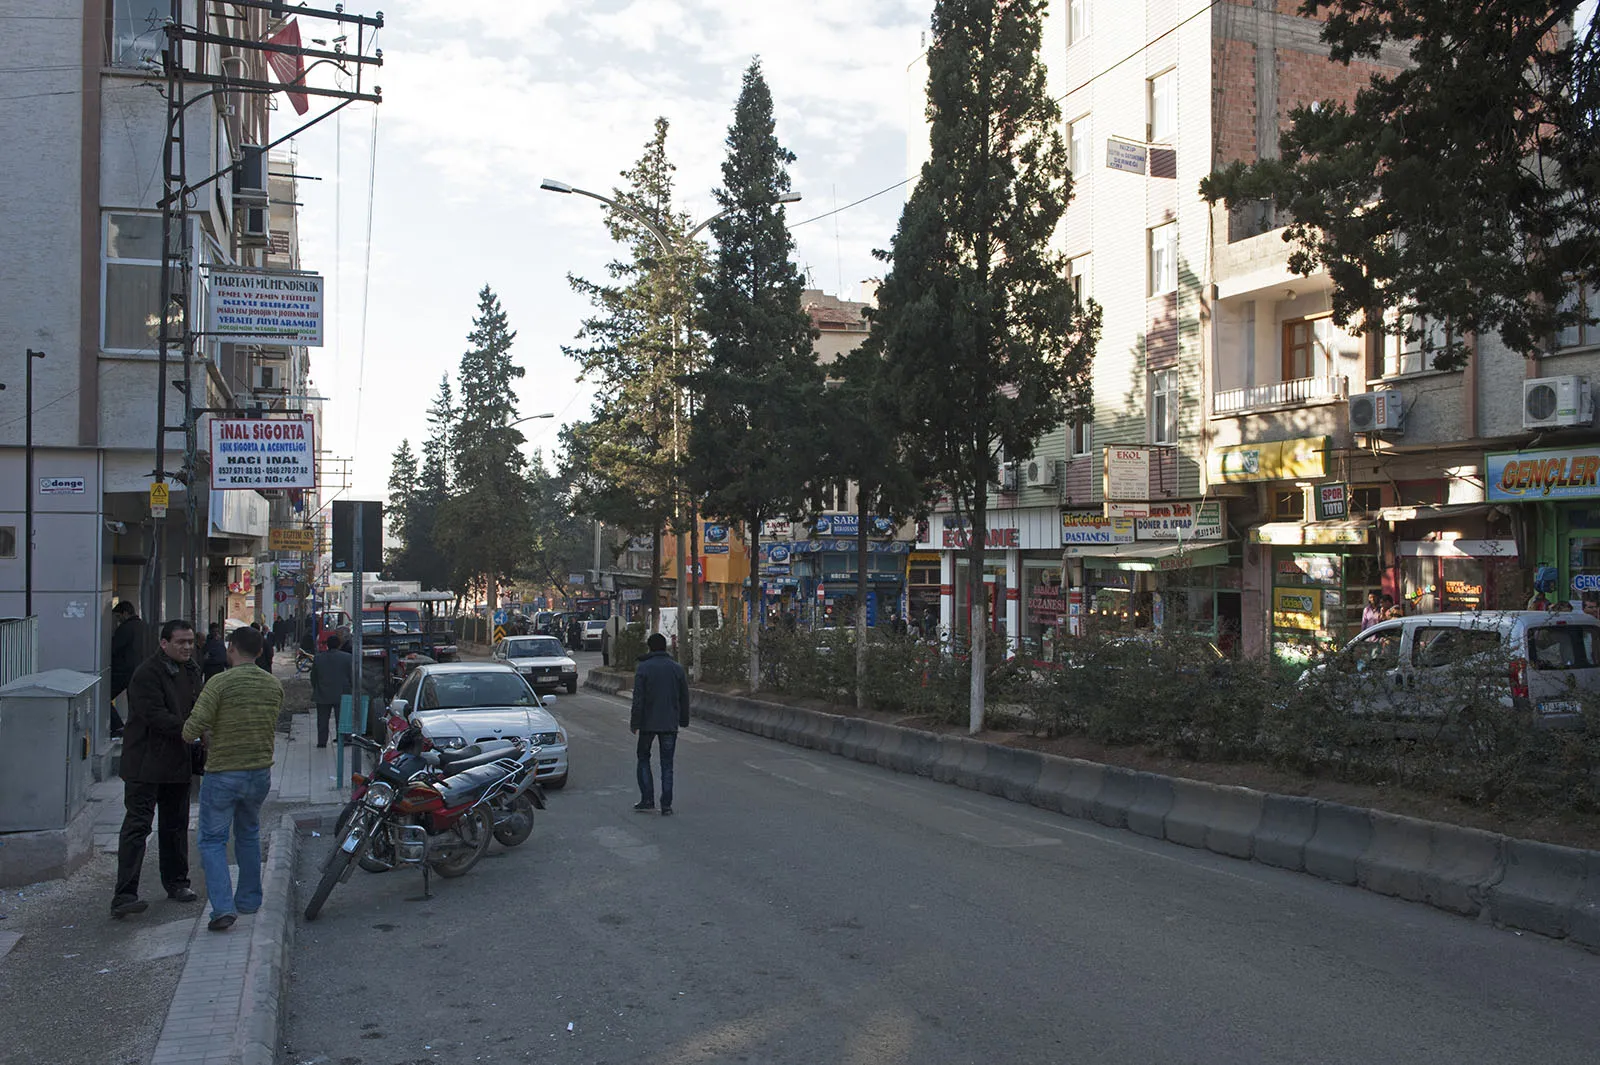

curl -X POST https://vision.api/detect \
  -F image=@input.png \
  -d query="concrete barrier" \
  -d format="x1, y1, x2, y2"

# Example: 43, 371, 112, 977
1487, 839, 1592, 939
951, 739, 991, 793
1418, 823, 1504, 918
1252, 794, 1317, 873
1057, 759, 1108, 821
1304, 801, 1374, 885
1356, 810, 1435, 904
1092, 766, 1141, 829
1164, 779, 1266, 859
1125, 773, 1176, 840
986, 746, 1043, 804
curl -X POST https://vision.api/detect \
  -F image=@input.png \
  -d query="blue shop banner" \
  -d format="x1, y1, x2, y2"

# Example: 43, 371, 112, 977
810, 514, 897, 538
1486, 445, 1600, 502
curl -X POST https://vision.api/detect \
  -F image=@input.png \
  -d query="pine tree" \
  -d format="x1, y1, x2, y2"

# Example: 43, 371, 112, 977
384, 439, 420, 577
875, 0, 1100, 732
687, 59, 826, 691
382, 377, 457, 591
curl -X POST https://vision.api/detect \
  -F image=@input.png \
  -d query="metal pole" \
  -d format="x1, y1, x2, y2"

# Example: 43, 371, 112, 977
347, 505, 365, 777
24, 350, 44, 618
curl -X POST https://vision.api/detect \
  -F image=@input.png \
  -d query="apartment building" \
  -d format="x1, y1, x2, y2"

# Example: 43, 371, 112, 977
0, 3, 320, 718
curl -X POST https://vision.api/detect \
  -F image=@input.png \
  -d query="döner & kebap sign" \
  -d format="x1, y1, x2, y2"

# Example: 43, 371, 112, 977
210, 416, 317, 490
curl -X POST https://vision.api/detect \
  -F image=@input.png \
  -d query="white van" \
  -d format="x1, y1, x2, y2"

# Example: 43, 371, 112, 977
1320, 610, 1600, 728
650, 605, 724, 641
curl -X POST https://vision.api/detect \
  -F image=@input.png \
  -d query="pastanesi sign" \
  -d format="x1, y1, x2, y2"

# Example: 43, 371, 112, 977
207, 268, 324, 346
210, 416, 316, 490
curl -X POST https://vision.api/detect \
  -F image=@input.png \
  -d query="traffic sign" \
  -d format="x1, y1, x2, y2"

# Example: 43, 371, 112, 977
149, 481, 169, 519
492, 625, 507, 642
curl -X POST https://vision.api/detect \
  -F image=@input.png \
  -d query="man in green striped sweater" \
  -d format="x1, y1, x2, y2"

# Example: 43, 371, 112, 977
183, 625, 283, 931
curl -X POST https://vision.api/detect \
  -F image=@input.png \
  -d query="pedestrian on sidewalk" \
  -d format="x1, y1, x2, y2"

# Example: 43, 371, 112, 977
201, 623, 228, 681
309, 637, 354, 748
251, 621, 276, 672
109, 600, 151, 738
630, 633, 689, 816
183, 626, 283, 932
111, 619, 204, 918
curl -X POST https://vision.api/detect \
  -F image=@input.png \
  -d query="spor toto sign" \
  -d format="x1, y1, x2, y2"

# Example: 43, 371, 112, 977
210, 416, 317, 490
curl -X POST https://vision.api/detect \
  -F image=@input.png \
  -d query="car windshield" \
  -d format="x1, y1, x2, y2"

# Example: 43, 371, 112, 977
1527, 625, 1600, 670
362, 612, 418, 633
507, 638, 564, 659
419, 671, 538, 709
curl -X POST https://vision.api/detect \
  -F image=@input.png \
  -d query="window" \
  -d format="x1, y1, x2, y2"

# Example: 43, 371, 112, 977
106, 1, 166, 69
1348, 485, 1383, 514
1345, 628, 1402, 671
1556, 282, 1600, 350
1528, 625, 1600, 670
1282, 314, 1337, 381
1412, 627, 1502, 669
1147, 68, 1176, 144
1070, 421, 1092, 456
0, 526, 14, 559
103, 213, 171, 354
1068, 0, 1091, 46
1068, 115, 1090, 176
1068, 253, 1091, 306
1150, 369, 1178, 444
1273, 489, 1305, 520
1148, 223, 1177, 295
1384, 314, 1453, 375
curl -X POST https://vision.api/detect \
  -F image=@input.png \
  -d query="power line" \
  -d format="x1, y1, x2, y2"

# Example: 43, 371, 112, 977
790, 178, 910, 229
1054, 0, 1222, 105
350, 104, 381, 461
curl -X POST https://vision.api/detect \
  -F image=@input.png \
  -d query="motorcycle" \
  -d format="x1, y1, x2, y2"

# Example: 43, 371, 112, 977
295, 647, 315, 673
303, 723, 532, 920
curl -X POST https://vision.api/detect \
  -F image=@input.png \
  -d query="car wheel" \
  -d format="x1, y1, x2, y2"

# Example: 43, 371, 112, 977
566, 677, 577, 694
546, 772, 567, 790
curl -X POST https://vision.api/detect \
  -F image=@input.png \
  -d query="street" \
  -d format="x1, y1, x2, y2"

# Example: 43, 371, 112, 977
282, 661, 1600, 1065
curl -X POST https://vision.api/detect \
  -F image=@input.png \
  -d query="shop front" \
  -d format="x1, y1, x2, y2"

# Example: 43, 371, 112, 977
1251, 522, 1377, 664
1486, 444, 1600, 613
920, 506, 1062, 654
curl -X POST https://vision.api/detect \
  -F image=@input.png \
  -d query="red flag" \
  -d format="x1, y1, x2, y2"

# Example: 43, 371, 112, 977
265, 20, 309, 115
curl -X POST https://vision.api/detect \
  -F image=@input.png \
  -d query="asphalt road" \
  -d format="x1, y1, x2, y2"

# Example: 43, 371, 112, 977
281, 655, 1600, 1065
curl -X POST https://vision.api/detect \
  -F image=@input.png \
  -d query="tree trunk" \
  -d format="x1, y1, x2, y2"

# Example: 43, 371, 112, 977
649, 521, 663, 634
689, 507, 702, 681
855, 489, 869, 713
967, 493, 987, 735
747, 515, 762, 692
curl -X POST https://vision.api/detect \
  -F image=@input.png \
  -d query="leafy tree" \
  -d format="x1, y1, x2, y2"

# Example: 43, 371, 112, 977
687, 59, 825, 690
1200, 1, 1600, 364
436, 286, 534, 611
874, 0, 1099, 732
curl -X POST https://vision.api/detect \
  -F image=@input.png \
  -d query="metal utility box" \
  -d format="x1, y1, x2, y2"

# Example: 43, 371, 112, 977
0, 669, 99, 832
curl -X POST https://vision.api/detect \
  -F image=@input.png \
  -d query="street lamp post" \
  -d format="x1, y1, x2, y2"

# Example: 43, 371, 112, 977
539, 179, 799, 677
483, 412, 555, 647
22, 350, 45, 618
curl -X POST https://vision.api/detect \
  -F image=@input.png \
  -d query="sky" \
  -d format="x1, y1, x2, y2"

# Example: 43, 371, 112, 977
285, 0, 930, 505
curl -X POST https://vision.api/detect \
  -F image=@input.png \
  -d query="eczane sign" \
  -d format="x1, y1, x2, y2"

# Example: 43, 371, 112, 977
210, 416, 316, 489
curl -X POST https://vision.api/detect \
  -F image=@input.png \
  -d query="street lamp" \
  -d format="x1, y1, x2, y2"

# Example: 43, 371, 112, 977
540, 179, 800, 675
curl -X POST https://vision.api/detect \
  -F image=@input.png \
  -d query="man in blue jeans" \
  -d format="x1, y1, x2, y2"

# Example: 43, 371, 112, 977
183, 626, 283, 931
630, 632, 690, 815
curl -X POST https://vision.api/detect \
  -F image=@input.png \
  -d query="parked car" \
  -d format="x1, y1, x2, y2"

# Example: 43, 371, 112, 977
1308, 610, 1600, 728
581, 619, 607, 651
491, 635, 579, 694
390, 661, 569, 789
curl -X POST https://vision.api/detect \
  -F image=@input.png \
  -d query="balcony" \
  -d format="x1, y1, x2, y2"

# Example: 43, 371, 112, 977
1212, 375, 1348, 418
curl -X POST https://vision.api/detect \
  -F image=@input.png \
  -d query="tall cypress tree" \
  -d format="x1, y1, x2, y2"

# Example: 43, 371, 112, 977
384, 439, 420, 577
383, 376, 457, 591
875, 0, 1099, 732
687, 59, 824, 691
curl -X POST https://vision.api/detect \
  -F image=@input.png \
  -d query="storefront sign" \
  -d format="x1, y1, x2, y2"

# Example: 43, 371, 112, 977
762, 518, 792, 540
1026, 583, 1066, 623
39, 476, 86, 495
1572, 574, 1600, 593
1251, 521, 1369, 545
766, 543, 792, 564
1062, 512, 1134, 545
1208, 436, 1328, 484
1313, 483, 1348, 520
207, 268, 324, 345
812, 514, 895, 538
268, 527, 314, 552
1272, 587, 1323, 631
943, 524, 1019, 549
1486, 445, 1600, 501
1136, 500, 1225, 541
1104, 447, 1152, 501
210, 416, 316, 489
1398, 539, 1517, 559
621, 588, 643, 601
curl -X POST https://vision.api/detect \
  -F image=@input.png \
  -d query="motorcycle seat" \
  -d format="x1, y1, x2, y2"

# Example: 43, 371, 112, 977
434, 762, 511, 807
436, 741, 519, 771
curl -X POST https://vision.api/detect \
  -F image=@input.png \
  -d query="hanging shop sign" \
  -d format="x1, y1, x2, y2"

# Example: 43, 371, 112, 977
811, 514, 896, 538
1208, 436, 1328, 484
1104, 447, 1152, 502
268, 527, 315, 552
1486, 445, 1600, 502
206, 268, 324, 345
1135, 500, 1225, 541
762, 518, 792, 540
1272, 587, 1323, 631
1313, 483, 1348, 520
703, 522, 731, 554
210, 416, 316, 489
1105, 137, 1148, 175
1062, 512, 1135, 545
1251, 521, 1369, 546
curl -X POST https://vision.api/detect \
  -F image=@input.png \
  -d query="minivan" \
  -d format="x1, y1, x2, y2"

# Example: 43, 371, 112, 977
650, 605, 724, 640
1316, 610, 1600, 729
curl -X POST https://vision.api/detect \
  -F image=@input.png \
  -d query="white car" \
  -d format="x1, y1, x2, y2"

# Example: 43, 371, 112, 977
390, 661, 569, 789
493, 634, 579, 694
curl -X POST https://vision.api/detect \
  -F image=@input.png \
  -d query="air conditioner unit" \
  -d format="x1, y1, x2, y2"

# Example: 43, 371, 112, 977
239, 204, 270, 246
1024, 457, 1056, 488
992, 460, 1018, 492
235, 144, 268, 204
1349, 389, 1403, 434
1523, 375, 1593, 429
252, 364, 283, 392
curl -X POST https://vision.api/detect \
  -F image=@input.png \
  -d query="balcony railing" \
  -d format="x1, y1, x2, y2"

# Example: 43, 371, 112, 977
1212, 375, 1348, 417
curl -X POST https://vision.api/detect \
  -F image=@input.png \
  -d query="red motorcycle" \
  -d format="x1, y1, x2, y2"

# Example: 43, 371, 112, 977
303, 721, 525, 920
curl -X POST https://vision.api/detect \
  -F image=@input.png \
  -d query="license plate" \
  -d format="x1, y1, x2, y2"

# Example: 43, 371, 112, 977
1538, 700, 1580, 715
541, 673, 558, 681
341, 832, 362, 853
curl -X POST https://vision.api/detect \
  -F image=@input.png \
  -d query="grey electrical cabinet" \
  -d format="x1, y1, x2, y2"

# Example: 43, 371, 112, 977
0, 669, 99, 832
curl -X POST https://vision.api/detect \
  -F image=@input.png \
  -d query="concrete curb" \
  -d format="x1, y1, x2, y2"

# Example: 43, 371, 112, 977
239, 814, 298, 1065
587, 667, 1600, 952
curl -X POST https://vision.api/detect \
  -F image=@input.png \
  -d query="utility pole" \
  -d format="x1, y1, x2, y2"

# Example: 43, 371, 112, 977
23, 349, 44, 618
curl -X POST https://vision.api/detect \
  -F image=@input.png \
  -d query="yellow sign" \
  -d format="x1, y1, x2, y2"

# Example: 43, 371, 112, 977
268, 527, 316, 552
1272, 586, 1323, 631
1208, 436, 1328, 484
149, 482, 170, 508
493, 626, 507, 643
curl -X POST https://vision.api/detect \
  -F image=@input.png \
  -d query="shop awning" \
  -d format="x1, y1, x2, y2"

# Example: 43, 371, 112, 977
1071, 541, 1233, 571
1250, 520, 1371, 546
1376, 503, 1498, 523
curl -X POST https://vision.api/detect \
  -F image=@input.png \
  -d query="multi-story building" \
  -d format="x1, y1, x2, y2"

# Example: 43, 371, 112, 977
0, 4, 322, 722
907, 1, 1598, 662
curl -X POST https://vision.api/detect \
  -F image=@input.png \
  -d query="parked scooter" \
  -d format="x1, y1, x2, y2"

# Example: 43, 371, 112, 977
303, 723, 530, 920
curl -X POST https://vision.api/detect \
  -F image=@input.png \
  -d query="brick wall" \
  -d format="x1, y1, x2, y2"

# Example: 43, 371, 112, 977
1276, 49, 1393, 125
1212, 38, 1258, 166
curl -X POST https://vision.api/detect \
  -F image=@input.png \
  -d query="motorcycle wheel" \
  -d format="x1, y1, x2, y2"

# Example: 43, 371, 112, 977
335, 800, 394, 874
428, 807, 492, 878
305, 807, 372, 920
492, 795, 535, 847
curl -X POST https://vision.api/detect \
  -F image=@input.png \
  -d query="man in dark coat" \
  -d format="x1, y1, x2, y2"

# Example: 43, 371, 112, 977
251, 621, 275, 672
112, 619, 204, 917
201, 624, 228, 681
109, 600, 150, 737
629, 633, 690, 815
309, 638, 354, 748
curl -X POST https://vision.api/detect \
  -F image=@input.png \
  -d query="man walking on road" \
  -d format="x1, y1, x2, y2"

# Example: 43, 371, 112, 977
111, 619, 203, 918
183, 626, 283, 931
309, 637, 354, 748
630, 633, 689, 816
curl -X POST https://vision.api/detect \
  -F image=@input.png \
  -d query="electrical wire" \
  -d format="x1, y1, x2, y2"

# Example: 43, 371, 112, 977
790, 178, 910, 229
349, 104, 381, 461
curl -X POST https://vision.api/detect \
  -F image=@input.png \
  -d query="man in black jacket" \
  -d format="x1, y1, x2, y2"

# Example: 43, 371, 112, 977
629, 633, 690, 815
309, 638, 354, 748
109, 600, 150, 737
112, 619, 205, 917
